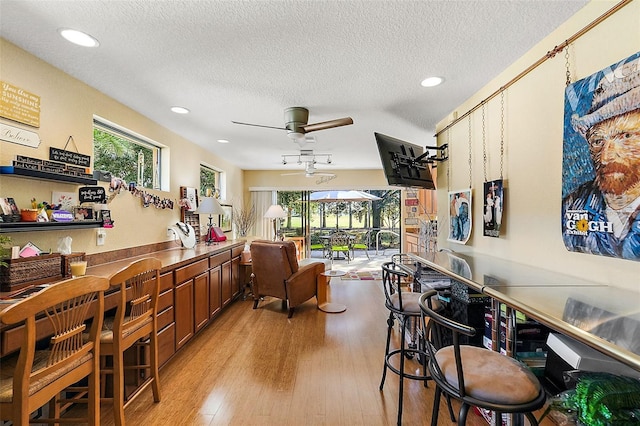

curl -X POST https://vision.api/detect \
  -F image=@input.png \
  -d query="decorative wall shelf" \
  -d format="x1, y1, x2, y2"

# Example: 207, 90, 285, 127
0, 166, 98, 185
0, 220, 104, 233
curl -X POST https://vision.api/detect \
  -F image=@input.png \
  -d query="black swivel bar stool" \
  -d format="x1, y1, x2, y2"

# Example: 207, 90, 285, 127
419, 290, 547, 426
379, 260, 434, 425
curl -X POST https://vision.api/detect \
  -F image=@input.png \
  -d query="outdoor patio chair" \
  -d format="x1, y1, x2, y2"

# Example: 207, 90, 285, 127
350, 230, 371, 259
329, 231, 352, 263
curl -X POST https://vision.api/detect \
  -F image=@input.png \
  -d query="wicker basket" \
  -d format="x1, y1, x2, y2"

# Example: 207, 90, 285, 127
0, 253, 62, 291
62, 252, 86, 278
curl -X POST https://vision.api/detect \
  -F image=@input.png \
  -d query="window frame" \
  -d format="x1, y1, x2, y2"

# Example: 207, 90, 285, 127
93, 116, 164, 190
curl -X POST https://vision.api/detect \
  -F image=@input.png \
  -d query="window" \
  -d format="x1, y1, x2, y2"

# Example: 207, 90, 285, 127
93, 117, 162, 190
200, 164, 220, 198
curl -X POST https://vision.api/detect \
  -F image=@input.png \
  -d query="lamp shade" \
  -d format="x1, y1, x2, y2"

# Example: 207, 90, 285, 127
195, 197, 225, 215
264, 204, 287, 218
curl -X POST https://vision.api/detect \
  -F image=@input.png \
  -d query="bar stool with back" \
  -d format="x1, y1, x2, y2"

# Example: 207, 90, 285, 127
419, 290, 546, 426
99, 257, 162, 426
0, 275, 110, 425
379, 260, 433, 426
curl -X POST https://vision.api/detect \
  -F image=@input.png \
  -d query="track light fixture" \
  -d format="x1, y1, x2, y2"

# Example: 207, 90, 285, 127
281, 150, 332, 166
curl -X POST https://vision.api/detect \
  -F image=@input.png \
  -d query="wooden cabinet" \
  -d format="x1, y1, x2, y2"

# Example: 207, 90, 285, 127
231, 256, 241, 298
174, 258, 208, 350
193, 271, 210, 333
174, 279, 194, 350
209, 265, 222, 318
221, 260, 232, 307
157, 272, 175, 366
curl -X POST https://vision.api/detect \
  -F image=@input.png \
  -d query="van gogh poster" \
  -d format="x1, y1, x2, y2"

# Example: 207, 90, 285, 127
562, 51, 640, 261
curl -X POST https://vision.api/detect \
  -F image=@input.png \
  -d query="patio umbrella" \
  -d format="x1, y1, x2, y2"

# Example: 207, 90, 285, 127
309, 190, 381, 202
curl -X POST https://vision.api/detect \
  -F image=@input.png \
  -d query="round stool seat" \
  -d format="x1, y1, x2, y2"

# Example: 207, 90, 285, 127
390, 292, 441, 315
435, 345, 541, 405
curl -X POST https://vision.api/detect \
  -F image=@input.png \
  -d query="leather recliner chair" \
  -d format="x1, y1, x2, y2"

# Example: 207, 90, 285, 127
250, 240, 325, 318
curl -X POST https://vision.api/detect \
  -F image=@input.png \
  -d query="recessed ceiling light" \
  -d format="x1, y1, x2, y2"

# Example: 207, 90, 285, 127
421, 76, 444, 87
170, 106, 190, 114
217, 139, 229, 144
58, 28, 99, 47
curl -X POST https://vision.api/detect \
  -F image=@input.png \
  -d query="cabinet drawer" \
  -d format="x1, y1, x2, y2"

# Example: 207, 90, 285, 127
158, 323, 175, 367
158, 288, 173, 312
159, 272, 173, 293
157, 306, 174, 330
231, 246, 244, 258
174, 259, 208, 283
210, 251, 230, 268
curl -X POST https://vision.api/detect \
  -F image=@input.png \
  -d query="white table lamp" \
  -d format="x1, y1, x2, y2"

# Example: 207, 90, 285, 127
264, 204, 287, 241
195, 197, 226, 244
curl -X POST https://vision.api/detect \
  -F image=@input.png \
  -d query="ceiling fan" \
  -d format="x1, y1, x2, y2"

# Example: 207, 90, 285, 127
232, 107, 353, 142
281, 150, 336, 178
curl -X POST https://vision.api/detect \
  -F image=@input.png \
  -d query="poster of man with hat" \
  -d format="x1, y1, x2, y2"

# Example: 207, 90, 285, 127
562, 51, 640, 261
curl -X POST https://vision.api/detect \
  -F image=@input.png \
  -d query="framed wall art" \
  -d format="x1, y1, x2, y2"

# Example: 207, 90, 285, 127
219, 204, 233, 233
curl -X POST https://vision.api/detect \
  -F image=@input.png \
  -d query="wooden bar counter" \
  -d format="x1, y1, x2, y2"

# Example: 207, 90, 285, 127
0, 240, 246, 367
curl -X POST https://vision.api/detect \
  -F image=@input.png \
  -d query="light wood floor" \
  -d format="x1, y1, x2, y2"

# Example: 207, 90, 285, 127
88, 275, 549, 425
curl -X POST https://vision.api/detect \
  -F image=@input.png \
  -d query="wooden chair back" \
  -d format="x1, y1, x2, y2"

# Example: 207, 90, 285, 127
0, 275, 109, 425
108, 257, 162, 347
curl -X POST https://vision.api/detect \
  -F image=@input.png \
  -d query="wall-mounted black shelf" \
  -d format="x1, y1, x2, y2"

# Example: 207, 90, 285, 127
0, 166, 98, 185
0, 220, 104, 233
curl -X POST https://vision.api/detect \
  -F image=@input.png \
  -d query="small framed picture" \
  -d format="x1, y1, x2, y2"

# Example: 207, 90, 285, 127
74, 206, 94, 221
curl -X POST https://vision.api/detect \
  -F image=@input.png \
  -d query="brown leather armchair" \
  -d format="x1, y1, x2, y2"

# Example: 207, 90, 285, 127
250, 240, 325, 318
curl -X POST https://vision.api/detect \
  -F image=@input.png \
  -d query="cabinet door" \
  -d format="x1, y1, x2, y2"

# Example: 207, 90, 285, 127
174, 279, 194, 350
209, 265, 222, 318
231, 256, 241, 298
221, 260, 232, 307
194, 271, 210, 333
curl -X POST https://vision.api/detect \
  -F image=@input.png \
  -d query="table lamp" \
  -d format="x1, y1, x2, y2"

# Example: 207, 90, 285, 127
195, 197, 226, 244
264, 204, 287, 241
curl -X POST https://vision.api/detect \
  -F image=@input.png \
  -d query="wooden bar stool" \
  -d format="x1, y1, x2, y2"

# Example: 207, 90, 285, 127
0, 275, 109, 425
419, 290, 546, 426
100, 257, 162, 426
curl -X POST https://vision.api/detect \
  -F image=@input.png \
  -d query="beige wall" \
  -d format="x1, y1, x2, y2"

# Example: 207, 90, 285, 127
1, 39, 244, 255
435, 0, 639, 291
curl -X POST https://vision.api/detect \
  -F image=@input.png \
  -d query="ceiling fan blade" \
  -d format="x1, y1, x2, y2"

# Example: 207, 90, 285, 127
314, 172, 336, 177
231, 121, 287, 131
302, 117, 353, 133
280, 172, 304, 176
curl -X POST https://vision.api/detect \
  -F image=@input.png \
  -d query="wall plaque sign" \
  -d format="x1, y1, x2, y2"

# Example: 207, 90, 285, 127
78, 186, 106, 203
0, 123, 41, 148
0, 81, 40, 127
49, 147, 91, 167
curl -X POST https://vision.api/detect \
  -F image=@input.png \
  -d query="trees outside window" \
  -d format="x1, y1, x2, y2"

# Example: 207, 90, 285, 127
93, 118, 160, 189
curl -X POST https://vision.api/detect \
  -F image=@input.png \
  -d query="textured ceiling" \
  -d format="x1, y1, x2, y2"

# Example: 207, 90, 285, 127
0, 0, 588, 173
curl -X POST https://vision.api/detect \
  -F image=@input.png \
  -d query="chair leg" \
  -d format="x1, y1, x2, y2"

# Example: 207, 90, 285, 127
446, 395, 456, 422
149, 334, 161, 403
396, 315, 408, 426
431, 386, 442, 426
379, 314, 394, 390
287, 307, 295, 318
458, 403, 471, 426
113, 350, 126, 426
88, 369, 99, 425
253, 298, 260, 309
